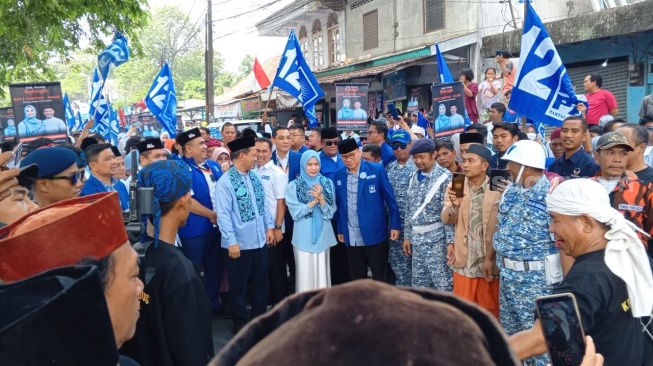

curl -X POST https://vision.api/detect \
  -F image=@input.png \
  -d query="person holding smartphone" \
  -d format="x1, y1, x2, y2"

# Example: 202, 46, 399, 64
441, 144, 501, 318
510, 178, 653, 366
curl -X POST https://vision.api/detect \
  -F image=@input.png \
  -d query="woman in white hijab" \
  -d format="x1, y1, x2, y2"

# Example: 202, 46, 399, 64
510, 178, 653, 366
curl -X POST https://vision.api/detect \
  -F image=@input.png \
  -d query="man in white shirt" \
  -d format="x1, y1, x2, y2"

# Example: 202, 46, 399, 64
255, 137, 289, 305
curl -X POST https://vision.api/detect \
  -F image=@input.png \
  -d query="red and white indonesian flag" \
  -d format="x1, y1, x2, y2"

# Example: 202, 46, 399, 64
251, 57, 271, 92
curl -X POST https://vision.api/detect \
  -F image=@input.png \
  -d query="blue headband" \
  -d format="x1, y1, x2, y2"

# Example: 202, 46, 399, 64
137, 160, 192, 246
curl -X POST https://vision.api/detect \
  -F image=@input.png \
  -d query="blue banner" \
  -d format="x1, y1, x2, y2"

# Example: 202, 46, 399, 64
435, 43, 454, 83
145, 63, 178, 138
63, 93, 75, 132
508, 2, 581, 127
270, 29, 324, 128
88, 68, 103, 118
98, 32, 130, 80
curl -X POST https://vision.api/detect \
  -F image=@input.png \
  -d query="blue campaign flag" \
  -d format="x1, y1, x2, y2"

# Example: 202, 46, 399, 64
145, 63, 178, 138
98, 32, 130, 80
435, 43, 454, 83
107, 105, 120, 146
88, 68, 104, 117
270, 29, 324, 128
63, 93, 75, 132
508, 2, 580, 127
90, 94, 109, 127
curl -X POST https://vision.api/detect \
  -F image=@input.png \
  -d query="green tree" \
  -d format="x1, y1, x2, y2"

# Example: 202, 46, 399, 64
0, 0, 149, 95
235, 54, 254, 83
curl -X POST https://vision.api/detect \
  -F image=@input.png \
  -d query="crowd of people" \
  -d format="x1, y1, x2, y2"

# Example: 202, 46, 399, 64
0, 70, 652, 366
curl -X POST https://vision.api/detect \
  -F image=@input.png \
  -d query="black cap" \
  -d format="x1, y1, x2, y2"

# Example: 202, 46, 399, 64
125, 136, 143, 152
321, 127, 338, 140
110, 145, 122, 158
241, 128, 257, 138
337, 138, 359, 155
176, 127, 202, 146
227, 136, 256, 153
460, 132, 485, 145
0, 266, 119, 365
465, 144, 492, 162
596, 132, 634, 151
136, 138, 164, 154
80, 137, 99, 152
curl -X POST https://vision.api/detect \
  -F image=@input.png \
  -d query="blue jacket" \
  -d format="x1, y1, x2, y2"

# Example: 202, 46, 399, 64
81, 175, 129, 211
272, 150, 301, 182
319, 150, 344, 183
334, 161, 401, 246
295, 145, 308, 154
178, 157, 223, 238
380, 142, 397, 167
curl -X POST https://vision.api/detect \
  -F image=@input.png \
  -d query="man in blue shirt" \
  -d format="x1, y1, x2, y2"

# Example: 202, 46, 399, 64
80, 143, 129, 210
334, 138, 400, 281
367, 121, 396, 167
216, 135, 275, 334
548, 116, 600, 179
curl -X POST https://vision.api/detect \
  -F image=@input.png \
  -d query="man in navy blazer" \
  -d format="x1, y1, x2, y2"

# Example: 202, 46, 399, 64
334, 138, 400, 281
80, 143, 129, 210
271, 126, 301, 182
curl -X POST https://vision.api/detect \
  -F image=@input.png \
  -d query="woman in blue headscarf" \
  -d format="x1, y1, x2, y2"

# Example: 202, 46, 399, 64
3, 119, 16, 137
17, 105, 45, 137
285, 150, 337, 292
434, 103, 451, 134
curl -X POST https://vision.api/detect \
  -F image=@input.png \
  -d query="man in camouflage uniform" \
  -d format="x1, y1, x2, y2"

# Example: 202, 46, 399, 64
403, 138, 454, 291
494, 140, 561, 366
386, 130, 417, 286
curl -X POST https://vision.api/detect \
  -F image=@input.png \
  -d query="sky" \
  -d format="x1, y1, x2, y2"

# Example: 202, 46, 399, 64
152, 0, 294, 72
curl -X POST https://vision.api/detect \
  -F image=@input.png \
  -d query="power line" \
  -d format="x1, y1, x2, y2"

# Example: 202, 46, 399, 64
211, 0, 285, 22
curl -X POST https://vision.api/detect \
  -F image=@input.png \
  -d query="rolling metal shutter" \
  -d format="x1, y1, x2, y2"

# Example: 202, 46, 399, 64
567, 60, 629, 120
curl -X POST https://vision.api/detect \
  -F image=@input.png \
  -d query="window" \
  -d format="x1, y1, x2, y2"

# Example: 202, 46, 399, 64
312, 20, 324, 67
363, 10, 378, 50
299, 26, 308, 61
424, 0, 445, 33
327, 13, 341, 65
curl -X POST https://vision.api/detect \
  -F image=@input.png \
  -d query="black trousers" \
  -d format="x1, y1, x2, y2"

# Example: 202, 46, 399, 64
224, 246, 269, 333
330, 219, 351, 285
346, 240, 389, 281
268, 233, 290, 304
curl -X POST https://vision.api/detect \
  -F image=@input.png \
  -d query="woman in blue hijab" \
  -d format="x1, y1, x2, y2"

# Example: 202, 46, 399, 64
3, 119, 16, 137
434, 103, 451, 134
17, 105, 45, 137
284, 150, 337, 292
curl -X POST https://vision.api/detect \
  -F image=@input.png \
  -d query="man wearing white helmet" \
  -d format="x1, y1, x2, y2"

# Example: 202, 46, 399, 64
493, 140, 565, 366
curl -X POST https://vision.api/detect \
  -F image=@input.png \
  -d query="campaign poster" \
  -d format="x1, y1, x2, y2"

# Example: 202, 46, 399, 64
9, 82, 67, 143
368, 91, 383, 120
0, 108, 15, 143
407, 87, 421, 113
136, 111, 164, 138
335, 83, 368, 131
431, 82, 466, 139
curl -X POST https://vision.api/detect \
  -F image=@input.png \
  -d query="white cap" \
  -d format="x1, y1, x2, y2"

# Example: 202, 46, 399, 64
500, 140, 546, 169
411, 124, 426, 137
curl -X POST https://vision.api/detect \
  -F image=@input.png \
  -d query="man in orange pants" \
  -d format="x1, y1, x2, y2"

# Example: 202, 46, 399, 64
441, 143, 500, 318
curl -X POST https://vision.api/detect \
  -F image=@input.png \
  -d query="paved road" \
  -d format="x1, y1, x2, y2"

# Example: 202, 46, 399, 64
212, 318, 233, 354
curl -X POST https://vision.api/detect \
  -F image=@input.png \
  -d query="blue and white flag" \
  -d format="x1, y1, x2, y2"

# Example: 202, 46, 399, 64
74, 111, 85, 131
536, 120, 546, 141
107, 105, 120, 146
509, 2, 580, 127
63, 93, 75, 132
270, 29, 324, 128
145, 63, 178, 138
88, 68, 104, 118
98, 32, 130, 80
435, 43, 454, 83
90, 94, 109, 126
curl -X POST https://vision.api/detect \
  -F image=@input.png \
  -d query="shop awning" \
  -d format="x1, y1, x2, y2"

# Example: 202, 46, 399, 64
316, 58, 428, 84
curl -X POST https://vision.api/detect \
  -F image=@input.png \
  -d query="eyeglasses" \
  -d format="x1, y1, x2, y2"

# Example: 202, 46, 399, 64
647, 127, 653, 132
391, 143, 408, 150
341, 152, 358, 161
46, 171, 84, 185
324, 140, 339, 146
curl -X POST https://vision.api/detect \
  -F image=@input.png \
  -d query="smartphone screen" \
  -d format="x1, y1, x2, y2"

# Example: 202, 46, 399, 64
452, 172, 465, 197
535, 293, 586, 366
489, 169, 510, 191
387, 103, 399, 120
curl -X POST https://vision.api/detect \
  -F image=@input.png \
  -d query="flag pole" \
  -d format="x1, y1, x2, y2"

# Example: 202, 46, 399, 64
520, 0, 528, 132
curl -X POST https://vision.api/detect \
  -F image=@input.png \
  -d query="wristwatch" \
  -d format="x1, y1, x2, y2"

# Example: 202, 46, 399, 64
274, 224, 282, 230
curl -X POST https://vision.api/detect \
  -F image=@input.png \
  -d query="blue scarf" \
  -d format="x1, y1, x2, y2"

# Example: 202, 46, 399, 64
138, 160, 192, 247
296, 151, 333, 244
227, 166, 265, 222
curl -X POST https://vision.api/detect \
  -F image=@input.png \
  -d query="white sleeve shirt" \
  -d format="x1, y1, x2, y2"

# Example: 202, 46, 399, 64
256, 161, 289, 232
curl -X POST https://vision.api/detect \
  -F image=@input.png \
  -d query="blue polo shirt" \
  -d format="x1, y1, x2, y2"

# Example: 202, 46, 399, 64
547, 148, 600, 179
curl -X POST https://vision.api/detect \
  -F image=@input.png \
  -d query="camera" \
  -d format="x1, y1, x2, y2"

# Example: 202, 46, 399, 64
124, 150, 153, 243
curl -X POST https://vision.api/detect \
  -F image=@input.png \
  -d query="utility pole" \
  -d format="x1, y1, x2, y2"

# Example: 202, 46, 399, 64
205, 0, 215, 124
